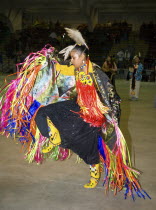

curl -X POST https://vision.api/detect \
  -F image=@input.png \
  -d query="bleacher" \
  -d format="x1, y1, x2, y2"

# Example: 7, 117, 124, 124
0, 21, 156, 82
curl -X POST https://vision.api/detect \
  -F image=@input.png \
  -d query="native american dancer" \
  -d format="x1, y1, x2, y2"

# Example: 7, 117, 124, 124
0, 29, 150, 200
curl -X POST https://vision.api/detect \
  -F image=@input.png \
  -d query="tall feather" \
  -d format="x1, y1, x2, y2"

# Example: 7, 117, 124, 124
65, 28, 88, 48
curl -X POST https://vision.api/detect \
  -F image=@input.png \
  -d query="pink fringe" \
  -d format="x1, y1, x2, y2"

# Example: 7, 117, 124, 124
0, 78, 20, 130
59, 148, 70, 160
34, 135, 47, 164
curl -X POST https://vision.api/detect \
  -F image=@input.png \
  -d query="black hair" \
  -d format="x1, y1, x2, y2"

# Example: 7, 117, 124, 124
71, 44, 89, 58
105, 55, 115, 67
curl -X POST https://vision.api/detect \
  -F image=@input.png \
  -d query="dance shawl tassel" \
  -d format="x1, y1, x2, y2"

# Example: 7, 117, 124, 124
74, 70, 150, 200
0, 45, 71, 163
98, 127, 151, 200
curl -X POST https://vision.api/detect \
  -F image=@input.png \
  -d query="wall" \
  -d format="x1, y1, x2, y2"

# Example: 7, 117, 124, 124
99, 13, 156, 31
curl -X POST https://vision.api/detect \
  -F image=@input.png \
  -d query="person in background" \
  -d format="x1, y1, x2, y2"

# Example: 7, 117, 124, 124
129, 55, 143, 100
116, 49, 125, 68
102, 55, 117, 88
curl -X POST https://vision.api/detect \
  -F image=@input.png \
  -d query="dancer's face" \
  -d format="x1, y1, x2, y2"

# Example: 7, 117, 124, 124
70, 51, 85, 69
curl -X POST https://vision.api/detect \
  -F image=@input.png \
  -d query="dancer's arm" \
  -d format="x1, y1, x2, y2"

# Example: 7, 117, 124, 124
56, 63, 75, 76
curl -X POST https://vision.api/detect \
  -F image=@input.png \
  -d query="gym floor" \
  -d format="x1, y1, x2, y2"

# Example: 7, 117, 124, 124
0, 79, 155, 210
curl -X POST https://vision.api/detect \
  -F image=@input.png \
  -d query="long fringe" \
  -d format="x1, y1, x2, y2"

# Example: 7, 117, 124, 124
98, 126, 151, 200
74, 72, 150, 200
0, 45, 71, 163
75, 79, 109, 127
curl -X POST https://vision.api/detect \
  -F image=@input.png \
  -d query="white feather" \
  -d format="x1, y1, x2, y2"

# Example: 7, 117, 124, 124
59, 45, 75, 60
65, 28, 88, 48
59, 28, 88, 60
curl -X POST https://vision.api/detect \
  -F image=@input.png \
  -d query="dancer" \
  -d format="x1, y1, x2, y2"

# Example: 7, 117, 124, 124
0, 29, 150, 200
35, 28, 148, 199
35, 42, 120, 189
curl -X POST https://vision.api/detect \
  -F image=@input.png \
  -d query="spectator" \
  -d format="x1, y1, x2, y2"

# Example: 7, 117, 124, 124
102, 55, 117, 88
129, 56, 143, 100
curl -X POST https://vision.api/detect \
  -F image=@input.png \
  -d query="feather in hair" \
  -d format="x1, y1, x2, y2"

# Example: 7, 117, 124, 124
65, 28, 88, 48
59, 45, 75, 60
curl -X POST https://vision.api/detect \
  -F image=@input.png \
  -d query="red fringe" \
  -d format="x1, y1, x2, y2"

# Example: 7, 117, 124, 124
76, 79, 106, 127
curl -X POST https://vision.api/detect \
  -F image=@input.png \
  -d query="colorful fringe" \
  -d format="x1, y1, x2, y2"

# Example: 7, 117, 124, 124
74, 70, 150, 200
75, 72, 109, 127
98, 121, 151, 200
0, 45, 70, 163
